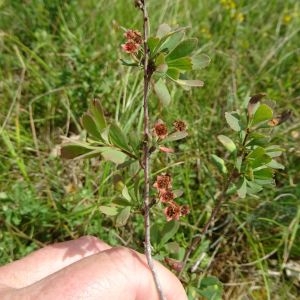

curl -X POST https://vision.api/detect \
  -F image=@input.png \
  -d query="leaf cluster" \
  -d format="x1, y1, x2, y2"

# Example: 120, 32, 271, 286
212, 95, 291, 198
60, 99, 137, 165
149, 24, 210, 106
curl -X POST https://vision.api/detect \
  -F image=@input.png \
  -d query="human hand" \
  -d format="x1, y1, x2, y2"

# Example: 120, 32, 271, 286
0, 236, 187, 300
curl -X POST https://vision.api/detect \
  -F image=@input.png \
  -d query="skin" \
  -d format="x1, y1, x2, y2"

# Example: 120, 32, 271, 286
0, 236, 188, 300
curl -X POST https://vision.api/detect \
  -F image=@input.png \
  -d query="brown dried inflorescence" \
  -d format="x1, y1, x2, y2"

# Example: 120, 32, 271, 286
121, 29, 143, 54
153, 174, 172, 192
154, 121, 168, 139
164, 203, 181, 221
173, 120, 187, 132
159, 190, 175, 203
153, 174, 190, 221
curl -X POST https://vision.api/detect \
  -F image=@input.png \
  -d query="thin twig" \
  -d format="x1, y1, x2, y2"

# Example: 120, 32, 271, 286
179, 129, 252, 277
179, 174, 233, 277
138, 0, 165, 299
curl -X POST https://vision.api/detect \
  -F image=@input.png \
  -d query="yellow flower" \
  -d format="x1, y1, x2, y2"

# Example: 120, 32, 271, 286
220, 0, 236, 10
283, 14, 292, 24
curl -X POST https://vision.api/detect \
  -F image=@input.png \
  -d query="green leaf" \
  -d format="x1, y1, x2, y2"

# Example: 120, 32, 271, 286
174, 79, 204, 87
156, 23, 171, 38
248, 146, 266, 159
247, 146, 272, 169
253, 167, 274, 179
155, 52, 166, 66
121, 186, 131, 202
60, 143, 97, 159
235, 156, 243, 172
246, 180, 263, 194
254, 178, 275, 185
167, 57, 192, 71
237, 178, 247, 198
199, 276, 223, 300
211, 154, 227, 174
159, 220, 180, 247
99, 206, 119, 216
217, 135, 236, 153
200, 276, 222, 288
100, 147, 127, 164
251, 104, 273, 126
116, 206, 131, 227
266, 159, 285, 169
81, 113, 102, 140
225, 112, 241, 132
157, 30, 185, 54
89, 99, 107, 131
153, 79, 171, 106
147, 36, 160, 54
166, 38, 198, 61
120, 59, 139, 67
166, 68, 180, 80
162, 131, 188, 143
109, 122, 131, 152
191, 53, 211, 70
246, 132, 268, 147
265, 145, 284, 158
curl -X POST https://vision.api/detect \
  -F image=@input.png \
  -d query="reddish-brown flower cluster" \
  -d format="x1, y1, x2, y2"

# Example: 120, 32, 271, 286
121, 29, 143, 54
173, 120, 187, 132
153, 174, 190, 222
153, 119, 187, 140
153, 121, 168, 140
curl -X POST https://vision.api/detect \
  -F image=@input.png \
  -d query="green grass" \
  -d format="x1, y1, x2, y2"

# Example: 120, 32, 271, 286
1, 0, 300, 299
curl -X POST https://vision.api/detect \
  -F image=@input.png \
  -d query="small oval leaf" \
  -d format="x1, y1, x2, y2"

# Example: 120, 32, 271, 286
167, 57, 192, 71
251, 104, 273, 126
100, 147, 127, 165
89, 99, 107, 130
116, 206, 131, 227
156, 23, 172, 38
81, 113, 102, 140
161, 131, 188, 143
174, 79, 204, 87
237, 178, 247, 198
191, 53, 211, 70
61, 144, 95, 159
159, 220, 180, 247
154, 79, 171, 107
109, 122, 131, 152
211, 154, 228, 174
122, 186, 131, 202
217, 135, 236, 153
166, 38, 198, 61
225, 112, 241, 132
99, 206, 119, 216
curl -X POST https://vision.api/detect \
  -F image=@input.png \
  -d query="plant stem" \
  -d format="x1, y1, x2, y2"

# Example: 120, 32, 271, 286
179, 172, 234, 277
139, 1, 165, 299
179, 130, 252, 277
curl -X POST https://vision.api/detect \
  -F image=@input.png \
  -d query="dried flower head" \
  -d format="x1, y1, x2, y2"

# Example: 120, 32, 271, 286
124, 29, 143, 45
164, 257, 184, 272
180, 205, 190, 216
121, 41, 140, 54
164, 203, 181, 221
158, 146, 174, 153
173, 120, 187, 132
159, 190, 175, 203
154, 121, 168, 139
247, 93, 266, 117
153, 174, 172, 191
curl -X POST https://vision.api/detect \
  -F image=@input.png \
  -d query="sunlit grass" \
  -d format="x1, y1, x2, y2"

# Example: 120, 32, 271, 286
1, 0, 299, 298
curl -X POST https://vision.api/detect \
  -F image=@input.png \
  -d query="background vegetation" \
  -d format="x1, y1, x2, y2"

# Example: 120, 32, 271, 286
1, 0, 299, 299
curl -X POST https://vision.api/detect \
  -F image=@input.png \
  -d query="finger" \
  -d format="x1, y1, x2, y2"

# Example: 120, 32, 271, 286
15, 246, 187, 300
0, 236, 110, 289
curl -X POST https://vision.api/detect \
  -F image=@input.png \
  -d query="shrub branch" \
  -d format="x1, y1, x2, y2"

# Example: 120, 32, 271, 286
138, 0, 165, 299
